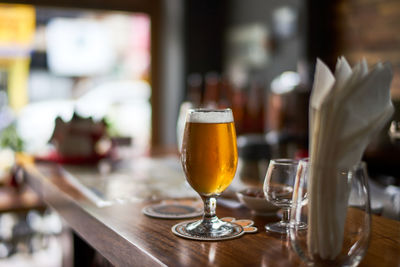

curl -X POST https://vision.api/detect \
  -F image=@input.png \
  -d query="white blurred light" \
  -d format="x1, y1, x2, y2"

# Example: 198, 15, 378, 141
272, 6, 297, 39
271, 71, 300, 94
16, 100, 74, 153
46, 18, 116, 76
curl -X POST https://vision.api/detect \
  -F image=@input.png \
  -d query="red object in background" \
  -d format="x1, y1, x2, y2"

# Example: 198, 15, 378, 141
10, 165, 20, 189
295, 149, 308, 160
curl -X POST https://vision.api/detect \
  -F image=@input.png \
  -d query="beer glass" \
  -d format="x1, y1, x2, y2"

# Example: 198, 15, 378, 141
180, 108, 239, 239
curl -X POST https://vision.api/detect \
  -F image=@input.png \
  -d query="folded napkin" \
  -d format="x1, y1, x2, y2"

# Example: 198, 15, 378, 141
307, 57, 394, 259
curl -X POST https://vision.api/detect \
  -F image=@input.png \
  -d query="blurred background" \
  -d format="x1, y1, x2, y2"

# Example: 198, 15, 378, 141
0, 0, 399, 265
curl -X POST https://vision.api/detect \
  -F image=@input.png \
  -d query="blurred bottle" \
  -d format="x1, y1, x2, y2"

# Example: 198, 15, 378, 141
218, 75, 232, 109
242, 79, 265, 134
266, 71, 310, 158
202, 72, 220, 108
231, 86, 246, 135
186, 73, 202, 107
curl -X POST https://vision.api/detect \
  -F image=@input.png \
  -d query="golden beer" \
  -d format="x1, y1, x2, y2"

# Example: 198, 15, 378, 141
181, 121, 238, 196
174, 109, 243, 240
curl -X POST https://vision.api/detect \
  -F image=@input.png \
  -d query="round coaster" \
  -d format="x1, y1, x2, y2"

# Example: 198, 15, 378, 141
171, 220, 244, 241
142, 203, 203, 219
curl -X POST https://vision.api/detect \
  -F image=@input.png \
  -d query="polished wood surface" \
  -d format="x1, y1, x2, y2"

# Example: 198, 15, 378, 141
22, 161, 400, 267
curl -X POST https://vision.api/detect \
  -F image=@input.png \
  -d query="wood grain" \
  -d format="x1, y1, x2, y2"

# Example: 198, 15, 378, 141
22, 162, 400, 267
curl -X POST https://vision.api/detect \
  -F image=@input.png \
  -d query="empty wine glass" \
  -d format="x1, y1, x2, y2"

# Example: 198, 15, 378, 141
263, 159, 299, 234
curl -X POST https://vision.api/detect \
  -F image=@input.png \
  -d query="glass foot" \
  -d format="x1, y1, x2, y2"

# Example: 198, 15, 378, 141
265, 221, 290, 234
265, 221, 307, 234
172, 219, 244, 241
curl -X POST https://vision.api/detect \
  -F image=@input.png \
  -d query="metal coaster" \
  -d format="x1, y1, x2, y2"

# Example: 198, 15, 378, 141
142, 203, 203, 219
171, 220, 244, 241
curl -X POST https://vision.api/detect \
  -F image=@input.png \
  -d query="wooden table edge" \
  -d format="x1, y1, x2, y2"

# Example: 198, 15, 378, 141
22, 163, 167, 267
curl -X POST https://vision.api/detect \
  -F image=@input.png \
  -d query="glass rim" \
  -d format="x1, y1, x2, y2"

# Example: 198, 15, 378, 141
188, 108, 232, 113
270, 158, 299, 165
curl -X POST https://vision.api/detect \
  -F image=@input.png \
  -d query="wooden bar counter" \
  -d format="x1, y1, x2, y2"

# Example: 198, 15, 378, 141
20, 160, 400, 267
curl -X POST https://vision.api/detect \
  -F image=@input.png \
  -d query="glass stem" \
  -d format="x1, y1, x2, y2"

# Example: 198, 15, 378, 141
202, 196, 218, 224
282, 208, 290, 224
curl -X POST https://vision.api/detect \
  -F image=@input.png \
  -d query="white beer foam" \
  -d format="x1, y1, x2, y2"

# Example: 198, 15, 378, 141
186, 109, 233, 123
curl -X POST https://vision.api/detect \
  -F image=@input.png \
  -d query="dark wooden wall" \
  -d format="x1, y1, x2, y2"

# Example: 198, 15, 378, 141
337, 0, 400, 100
307, 0, 400, 100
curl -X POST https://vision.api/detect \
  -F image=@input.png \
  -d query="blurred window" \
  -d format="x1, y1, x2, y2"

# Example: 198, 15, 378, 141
0, 5, 152, 154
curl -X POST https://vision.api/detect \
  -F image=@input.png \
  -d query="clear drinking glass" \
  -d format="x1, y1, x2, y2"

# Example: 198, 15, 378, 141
263, 159, 299, 234
289, 161, 371, 267
180, 108, 239, 239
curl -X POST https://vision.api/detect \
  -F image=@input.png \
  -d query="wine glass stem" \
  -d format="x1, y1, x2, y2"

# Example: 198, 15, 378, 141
282, 208, 290, 224
202, 196, 218, 223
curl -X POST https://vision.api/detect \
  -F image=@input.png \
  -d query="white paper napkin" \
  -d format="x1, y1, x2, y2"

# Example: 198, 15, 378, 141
307, 56, 394, 259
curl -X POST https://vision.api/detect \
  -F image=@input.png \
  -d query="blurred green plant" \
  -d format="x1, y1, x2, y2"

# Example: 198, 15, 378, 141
0, 124, 24, 152
103, 116, 120, 137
